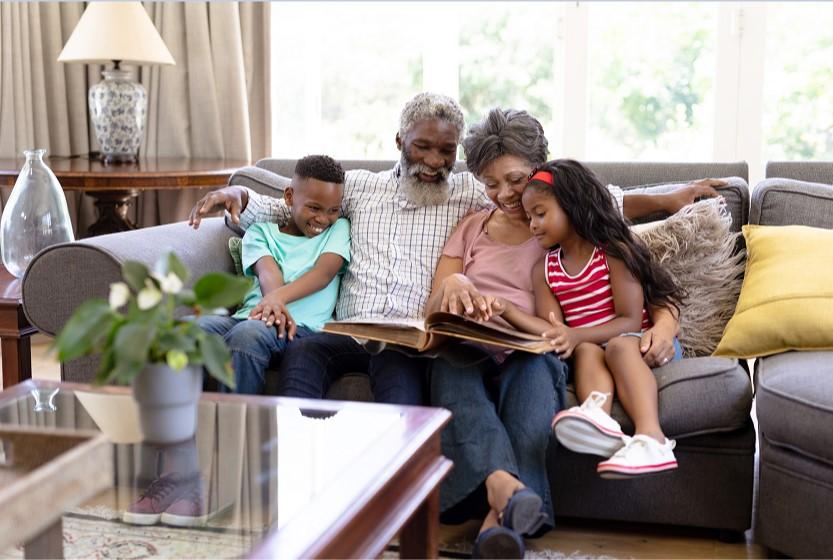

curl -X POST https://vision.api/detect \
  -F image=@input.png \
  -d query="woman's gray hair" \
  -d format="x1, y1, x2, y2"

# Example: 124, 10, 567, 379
462, 108, 549, 176
399, 92, 465, 139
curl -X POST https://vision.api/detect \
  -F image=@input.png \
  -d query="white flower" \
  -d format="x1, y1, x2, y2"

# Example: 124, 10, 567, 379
154, 272, 183, 294
108, 282, 130, 309
137, 280, 163, 310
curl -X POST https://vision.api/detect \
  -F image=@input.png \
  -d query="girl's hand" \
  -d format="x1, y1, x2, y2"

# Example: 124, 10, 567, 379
441, 273, 490, 321
640, 322, 676, 367
250, 294, 297, 340
485, 296, 506, 318
542, 312, 580, 358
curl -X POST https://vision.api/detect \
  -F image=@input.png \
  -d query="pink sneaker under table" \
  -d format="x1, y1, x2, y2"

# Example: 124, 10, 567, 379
122, 472, 192, 525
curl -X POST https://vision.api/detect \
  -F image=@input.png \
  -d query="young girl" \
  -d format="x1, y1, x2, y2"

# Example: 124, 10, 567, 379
496, 158, 684, 479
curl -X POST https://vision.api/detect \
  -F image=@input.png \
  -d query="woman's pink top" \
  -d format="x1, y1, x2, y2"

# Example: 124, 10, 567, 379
443, 210, 547, 325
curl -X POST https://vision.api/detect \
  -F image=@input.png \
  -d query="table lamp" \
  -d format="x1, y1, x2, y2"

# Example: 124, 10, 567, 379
58, 2, 175, 164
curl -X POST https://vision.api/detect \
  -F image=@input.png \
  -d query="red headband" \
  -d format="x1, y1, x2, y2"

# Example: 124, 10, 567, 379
528, 170, 554, 186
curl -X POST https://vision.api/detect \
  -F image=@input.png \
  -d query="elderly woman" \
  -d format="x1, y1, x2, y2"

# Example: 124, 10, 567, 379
427, 108, 715, 558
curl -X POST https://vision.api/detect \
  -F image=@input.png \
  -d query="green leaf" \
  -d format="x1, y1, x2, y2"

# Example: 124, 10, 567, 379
154, 252, 189, 284
193, 273, 252, 309
155, 330, 196, 354
122, 261, 151, 292
53, 299, 114, 362
94, 346, 117, 385
111, 361, 144, 386
198, 332, 235, 389
175, 289, 197, 307
108, 322, 157, 385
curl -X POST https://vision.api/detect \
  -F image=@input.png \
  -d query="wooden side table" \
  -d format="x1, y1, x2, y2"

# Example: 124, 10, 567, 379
0, 265, 36, 389
0, 157, 248, 237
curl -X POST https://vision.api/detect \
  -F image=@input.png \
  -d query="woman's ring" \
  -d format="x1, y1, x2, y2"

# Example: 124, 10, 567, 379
663, 357, 670, 364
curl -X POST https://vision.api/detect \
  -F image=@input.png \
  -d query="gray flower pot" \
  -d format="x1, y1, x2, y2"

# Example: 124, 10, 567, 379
131, 364, 202, 444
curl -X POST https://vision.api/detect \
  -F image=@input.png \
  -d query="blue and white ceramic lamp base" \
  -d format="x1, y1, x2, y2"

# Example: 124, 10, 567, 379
89, 69, 146, 164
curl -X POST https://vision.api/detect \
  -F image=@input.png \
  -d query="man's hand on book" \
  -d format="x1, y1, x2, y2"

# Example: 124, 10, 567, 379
249, 293, 297, 340
543, 312, 580, 358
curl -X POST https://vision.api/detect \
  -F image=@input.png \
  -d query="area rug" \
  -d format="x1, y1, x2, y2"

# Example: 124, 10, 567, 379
4, 507, 254, 559
4, 508, 616, 559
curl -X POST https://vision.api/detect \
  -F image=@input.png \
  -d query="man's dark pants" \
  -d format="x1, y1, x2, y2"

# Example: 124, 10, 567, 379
276, 332, 428, 405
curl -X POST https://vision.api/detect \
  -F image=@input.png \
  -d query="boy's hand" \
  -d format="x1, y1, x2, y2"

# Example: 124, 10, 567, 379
543, 312, 580, 358
250, 293, 297, 340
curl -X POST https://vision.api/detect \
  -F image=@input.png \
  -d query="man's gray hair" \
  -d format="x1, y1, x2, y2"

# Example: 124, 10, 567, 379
399, 92, 465, 139
462, 108, 549, 176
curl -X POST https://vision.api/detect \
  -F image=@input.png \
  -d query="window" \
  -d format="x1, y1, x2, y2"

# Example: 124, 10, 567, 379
762, 3, 833, 161
269, 2, 833, 180
458, 4, 558, 144
585, 3, 717, 160
271, 3, 422, 159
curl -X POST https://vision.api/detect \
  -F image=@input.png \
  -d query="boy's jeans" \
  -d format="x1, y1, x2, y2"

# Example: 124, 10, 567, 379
196, 316, 313, 395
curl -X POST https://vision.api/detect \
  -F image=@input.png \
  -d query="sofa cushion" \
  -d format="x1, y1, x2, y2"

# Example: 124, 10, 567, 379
228, 236, 244, 275
756, 351, 833, 466
634, 198, 744, 357
714, 224, 833, 358
566, 357, 752, 438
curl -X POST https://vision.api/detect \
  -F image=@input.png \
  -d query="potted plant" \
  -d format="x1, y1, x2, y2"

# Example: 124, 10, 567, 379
54, 252, 251, 444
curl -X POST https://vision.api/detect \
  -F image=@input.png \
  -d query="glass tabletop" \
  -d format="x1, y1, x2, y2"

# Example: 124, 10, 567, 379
0, 381, 417, 559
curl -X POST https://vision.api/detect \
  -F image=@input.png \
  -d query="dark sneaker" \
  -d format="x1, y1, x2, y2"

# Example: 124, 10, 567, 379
160, 478, 209, 527
123, 472, 192, 525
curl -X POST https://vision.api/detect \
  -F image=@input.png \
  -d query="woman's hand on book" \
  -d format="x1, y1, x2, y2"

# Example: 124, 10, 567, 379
440, 273, 492, 321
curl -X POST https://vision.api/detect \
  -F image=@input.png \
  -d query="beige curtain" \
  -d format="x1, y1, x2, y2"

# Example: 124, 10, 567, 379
0, 2, 98, 233
0, 2, 270, 234
135, 1, 271, 226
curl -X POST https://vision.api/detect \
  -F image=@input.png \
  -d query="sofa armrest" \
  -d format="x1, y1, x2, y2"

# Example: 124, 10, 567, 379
22, 217, 236, 336
623, 176, 749, 232
751, 178, 833, 228
228, 165, 289, 198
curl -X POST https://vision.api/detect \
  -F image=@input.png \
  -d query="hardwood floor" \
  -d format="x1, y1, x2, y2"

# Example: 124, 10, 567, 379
438, 518, 765, 559
16, 338, 766, 559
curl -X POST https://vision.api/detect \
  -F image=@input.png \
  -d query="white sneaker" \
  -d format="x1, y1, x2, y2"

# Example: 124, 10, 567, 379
552, 392, 626, 457
597, 434, 678, 479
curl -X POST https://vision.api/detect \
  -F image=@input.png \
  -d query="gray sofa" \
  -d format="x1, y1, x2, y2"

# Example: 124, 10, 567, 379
751, 162, 833, 558
22, 159, 756, 536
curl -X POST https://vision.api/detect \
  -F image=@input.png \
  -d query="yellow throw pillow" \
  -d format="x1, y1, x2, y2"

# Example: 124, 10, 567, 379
714, 224, 833, 358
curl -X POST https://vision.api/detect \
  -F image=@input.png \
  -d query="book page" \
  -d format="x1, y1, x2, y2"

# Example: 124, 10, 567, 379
327, 316, 427, 331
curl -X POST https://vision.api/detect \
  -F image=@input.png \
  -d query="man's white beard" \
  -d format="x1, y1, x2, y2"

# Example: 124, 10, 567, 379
400, 154, 451, 206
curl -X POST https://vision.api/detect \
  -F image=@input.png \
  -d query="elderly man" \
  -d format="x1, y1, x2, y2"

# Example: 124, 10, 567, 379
189, 92, 720, 405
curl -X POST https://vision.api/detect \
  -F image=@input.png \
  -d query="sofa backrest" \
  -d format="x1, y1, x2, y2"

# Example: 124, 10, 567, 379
253, 158, 750, 232
753, 162, 833, 228
256, 158, 749, 187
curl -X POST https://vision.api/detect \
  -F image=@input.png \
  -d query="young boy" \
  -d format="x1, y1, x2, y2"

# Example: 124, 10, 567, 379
198, 155, 350, 394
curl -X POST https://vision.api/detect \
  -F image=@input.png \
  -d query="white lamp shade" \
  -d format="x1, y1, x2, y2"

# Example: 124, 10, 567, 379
58, 2, 175, 66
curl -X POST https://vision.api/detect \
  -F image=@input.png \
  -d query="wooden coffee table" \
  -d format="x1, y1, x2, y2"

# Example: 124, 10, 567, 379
0, 380, 452, 559
0, 265, 36, 389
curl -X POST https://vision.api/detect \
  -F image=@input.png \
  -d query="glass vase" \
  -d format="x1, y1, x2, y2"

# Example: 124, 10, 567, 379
0, 149, 75, 278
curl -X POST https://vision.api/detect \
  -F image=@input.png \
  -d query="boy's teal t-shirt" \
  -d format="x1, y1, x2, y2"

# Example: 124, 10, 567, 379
232, 218, 351, 330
